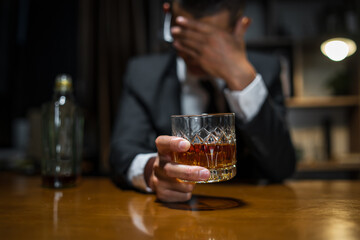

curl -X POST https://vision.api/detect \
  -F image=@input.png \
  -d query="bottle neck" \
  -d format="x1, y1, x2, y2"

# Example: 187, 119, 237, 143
53, 89, 74, 101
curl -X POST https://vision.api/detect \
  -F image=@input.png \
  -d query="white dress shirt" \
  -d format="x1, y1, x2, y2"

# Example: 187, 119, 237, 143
126, 58, 268, 192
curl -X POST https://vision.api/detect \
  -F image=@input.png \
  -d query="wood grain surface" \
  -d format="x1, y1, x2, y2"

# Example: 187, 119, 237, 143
0, 173, 359, 240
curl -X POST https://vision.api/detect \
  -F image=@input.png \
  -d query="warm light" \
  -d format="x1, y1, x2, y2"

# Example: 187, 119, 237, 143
322, 40, 349, 61
321, 38, 357, 61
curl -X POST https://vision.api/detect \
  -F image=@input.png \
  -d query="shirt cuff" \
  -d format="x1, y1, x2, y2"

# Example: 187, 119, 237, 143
126, 152, 158, 193
224, 74, 268, 122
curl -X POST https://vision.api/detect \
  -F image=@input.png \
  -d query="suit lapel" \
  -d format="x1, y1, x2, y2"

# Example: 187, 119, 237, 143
152, 53, 181, 135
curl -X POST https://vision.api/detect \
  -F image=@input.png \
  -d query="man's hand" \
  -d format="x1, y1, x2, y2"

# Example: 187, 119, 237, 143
171, 16, 256, 90
146, 136, 210, 202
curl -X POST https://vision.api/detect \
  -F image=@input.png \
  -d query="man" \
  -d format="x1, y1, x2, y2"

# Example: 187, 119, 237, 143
110, 0, 296, 202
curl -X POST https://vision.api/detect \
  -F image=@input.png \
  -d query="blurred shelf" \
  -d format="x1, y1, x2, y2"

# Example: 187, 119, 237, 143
297, 161, 360, 172
286, 96, 360, 108
247, 37, 294, 48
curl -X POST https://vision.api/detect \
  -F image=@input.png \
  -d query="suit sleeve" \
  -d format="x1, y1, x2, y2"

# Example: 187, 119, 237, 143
109, 60, 157, 189
237, 58, 296, 182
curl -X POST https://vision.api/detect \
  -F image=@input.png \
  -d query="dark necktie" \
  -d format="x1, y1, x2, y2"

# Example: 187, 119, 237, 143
199, 79, 226, 114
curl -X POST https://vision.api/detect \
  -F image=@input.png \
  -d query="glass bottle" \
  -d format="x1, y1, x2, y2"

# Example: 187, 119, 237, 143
41, 74, 83, 188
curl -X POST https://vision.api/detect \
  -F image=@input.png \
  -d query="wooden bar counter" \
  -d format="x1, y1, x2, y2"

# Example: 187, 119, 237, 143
1, 173, 359, 240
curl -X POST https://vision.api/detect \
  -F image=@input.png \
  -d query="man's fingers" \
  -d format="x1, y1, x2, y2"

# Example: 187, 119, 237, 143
171, 26, 205, 43
171, 26, 205, 53
173, 40, 199, 58
234, 17, 251, 41
152, 163, 196, 202
175, 16, 213, 34
178, 38, 204, 53
164, 163, 210, 182
155, 136, 190, 155
156, 188, 192, 202
154, 136, 210, 202
153, 175, 195, 193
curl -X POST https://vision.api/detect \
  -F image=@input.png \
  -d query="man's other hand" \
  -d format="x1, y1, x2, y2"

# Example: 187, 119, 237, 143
171, 16, 256, 91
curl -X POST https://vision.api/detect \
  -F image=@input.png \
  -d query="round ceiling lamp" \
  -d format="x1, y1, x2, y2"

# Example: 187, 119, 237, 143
321, 37, 357, 61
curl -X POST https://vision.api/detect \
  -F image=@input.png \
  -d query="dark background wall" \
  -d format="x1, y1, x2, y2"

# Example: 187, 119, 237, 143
0, 0, 78, 144
0, 0, 165, 174
0, 0, 359, 176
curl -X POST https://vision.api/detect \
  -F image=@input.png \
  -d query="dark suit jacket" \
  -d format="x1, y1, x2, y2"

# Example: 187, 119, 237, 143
110, 50, 296, 189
